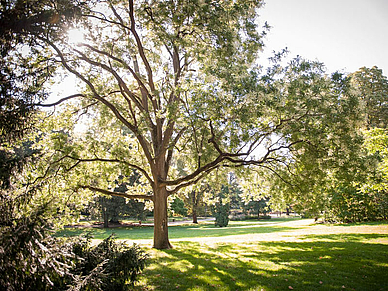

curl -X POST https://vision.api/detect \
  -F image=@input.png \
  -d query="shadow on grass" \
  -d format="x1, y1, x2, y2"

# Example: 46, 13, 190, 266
135, 234, 388, 291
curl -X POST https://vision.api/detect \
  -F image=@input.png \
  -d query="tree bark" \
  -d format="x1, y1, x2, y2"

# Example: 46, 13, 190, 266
103, 207, 109, 228
192, 209, 198, 224
153, 186, 172, 249
192, 191, 198, 224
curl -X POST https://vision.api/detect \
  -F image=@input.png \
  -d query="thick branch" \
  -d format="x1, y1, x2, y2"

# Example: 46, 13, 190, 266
80, 185, 154, 201
37, 94, 84, 107
78, 43, 149, 108
160, 139, 305, 188
167, 165, 219, 196
41, 37, 155, 166
165, 126, 187, 173
61, 155, 154, 186
129, 0, 155, 92
74, 47, 144, 110
160, 154, 224, 187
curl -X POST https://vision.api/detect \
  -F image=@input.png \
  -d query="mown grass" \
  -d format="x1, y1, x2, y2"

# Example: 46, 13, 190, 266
136, 234, 388, 291
57, 218, 301, 241
57, 219, 388, 290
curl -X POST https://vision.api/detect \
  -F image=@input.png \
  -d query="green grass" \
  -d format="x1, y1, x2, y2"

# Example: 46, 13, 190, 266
57, 218, 301, 240
57, 219, 388, 290
137, 235, 388, 291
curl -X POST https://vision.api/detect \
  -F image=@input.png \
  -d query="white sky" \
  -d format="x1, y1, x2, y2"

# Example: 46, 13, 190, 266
49, 0, 388, 102
257, 0, 388, 74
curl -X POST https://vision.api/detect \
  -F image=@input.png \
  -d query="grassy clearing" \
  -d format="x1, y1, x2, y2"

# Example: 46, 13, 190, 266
137, 235, 388, 291
57, 219, 388, 290
57, 217, 302, 241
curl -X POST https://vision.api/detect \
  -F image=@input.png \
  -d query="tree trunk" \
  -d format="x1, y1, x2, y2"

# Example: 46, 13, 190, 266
192, 191, 198, 224
153, 187, 172, 249
192, 209, 198, 224
103, 207, 109, 228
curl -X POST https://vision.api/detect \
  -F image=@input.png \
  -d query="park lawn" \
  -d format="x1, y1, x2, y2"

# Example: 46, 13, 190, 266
58, 219, 388, 290
57, 217, 303, 241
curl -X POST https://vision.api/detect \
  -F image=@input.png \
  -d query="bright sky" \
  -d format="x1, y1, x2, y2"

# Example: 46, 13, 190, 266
257, 0, 388, 74
49, 0, 388, 102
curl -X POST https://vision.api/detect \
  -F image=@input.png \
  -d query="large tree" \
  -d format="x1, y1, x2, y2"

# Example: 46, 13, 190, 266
34, 0, 360, 249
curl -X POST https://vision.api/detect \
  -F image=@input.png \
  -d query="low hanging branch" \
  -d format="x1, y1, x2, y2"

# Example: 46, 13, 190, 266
79, 185, 154, 201
60, 155, 154, 186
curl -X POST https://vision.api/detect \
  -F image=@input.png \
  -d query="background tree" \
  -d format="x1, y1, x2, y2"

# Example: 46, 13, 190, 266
350, 66, 388, 129
243, 197, 270, 218
362, 128, 388, 220
0, 0, 82, 141
184, 185, 208, 224
96, 171, 147, 227
169, 197, 188, 217
323, 67, 388, 222
212, 184, 230, 227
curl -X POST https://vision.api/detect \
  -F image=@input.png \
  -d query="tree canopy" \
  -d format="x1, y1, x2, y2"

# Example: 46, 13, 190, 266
6, 0, 377, 248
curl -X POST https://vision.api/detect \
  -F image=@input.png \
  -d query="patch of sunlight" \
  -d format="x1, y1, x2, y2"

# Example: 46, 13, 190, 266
212, 251, 233, 259
244, 260, 283, 272
368, 237, 388, 244
148, 250, 172, 261
270, 245, 305, 253
170, 260, 195, 272
318, 255, 332, 260
330, 246, 346, 251
196, 272, 223, 287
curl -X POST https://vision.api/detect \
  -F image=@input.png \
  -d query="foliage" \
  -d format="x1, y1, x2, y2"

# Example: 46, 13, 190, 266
170, 197, 188, 217
71, 235, 148, 291
0, 209, 148, 291
243, 197, 270, 217
0, 187, 148, 291
350, 66, 388, 129
0, 0, 82, 142
0, 196, 75, 291
213, 202, 230, 227
212, 185, 230, 227
326, 185, 378, 222
320, 68, 388, 222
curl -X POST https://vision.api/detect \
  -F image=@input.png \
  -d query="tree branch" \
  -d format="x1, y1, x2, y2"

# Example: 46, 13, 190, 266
36, 94, 85, 107
40, 37, 155, 166
129, 0, 155, 92
79, 185, 154, 201
61, 155, 154, 186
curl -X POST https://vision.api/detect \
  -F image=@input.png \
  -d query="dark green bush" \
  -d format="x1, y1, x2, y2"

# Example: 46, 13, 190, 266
0, 196, 148, 291
213, 202, 230, 227
0, 202, 75, 291
71, 234, 148, 291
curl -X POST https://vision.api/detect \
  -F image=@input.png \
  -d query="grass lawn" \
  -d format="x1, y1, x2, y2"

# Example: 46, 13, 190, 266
58, 218, 388, 290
